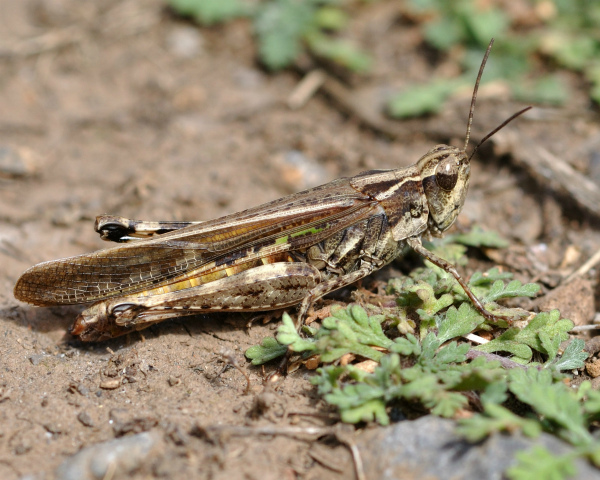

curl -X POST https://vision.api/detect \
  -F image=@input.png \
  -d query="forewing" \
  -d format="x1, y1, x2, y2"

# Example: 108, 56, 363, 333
14, 178, 379, 306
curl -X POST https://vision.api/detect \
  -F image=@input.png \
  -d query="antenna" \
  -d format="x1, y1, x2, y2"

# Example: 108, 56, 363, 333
467, 106, 532, 161
464, 38, 532, 160
464, 38, 494, 152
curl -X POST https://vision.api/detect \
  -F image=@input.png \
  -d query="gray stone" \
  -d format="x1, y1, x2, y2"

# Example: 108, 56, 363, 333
55, 432, 160, 480
357, 416, 600, 480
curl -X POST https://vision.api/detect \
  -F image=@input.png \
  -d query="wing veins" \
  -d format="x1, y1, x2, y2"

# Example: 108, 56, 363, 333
15, 182, 378, 305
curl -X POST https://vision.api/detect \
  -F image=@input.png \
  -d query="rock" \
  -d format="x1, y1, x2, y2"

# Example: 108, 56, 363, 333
55, 432, 161, 480
165, 26, 204, 59
356, 416, 600, 480
77, 411, 95, 428
0, 145, 37, 177
109, 409, 159, 436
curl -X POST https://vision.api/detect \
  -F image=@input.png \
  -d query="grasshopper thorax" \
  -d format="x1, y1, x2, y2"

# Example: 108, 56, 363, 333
417, 145, 470, 236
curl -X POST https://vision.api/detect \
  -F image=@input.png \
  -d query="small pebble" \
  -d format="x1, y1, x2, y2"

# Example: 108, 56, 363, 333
77, 411, 95, 428
28, 354, 45, 366
99, 379, 121, 390
166, 26, 203, 59
55, 432, 160, 480
0, 145, 37, 177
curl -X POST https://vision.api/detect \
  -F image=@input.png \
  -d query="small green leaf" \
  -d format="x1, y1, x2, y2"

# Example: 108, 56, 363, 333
482, 279, 540, 303
509, 368, 592, 447
437, 303, 485, 343
474, 328, 533, 363
463, 7, 509, 46
245, 336, 288, 365
539, 331, 559, 361
307, 34, 372, 73
322, 375, 390, 425
506, 446, 576, 480
313, 6, 348, 31
423, 17, 463, 50
311, 365, 367, 395
468, 267, 513, 287
582, 389, 600, 418
399, 281, 454, 316
553, 338, 588, 371
276, 313, 317, 353
511, 75, 570, 106
429, 391, 468, 417
316, 305, 392, 363
457, 403, 541, 443
338, 398, 389, 425
351, 304, 369, 326
254, 0, 315, 70
419, 332, 442, 361
480, 381, 508, 405
544, 34, 597, 71
433, 341, 469, 365
169, 0, 248, 25
448, 226, 509, 248
395, 286, 425, 308
520, 311, 573, 354
390, 333, 421, 356
387, 78, 466, 118
475, 310, 572, 360
429, 242, 468, 265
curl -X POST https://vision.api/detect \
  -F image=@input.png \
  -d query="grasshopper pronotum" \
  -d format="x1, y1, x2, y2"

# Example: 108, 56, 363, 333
14, 39, 530, 341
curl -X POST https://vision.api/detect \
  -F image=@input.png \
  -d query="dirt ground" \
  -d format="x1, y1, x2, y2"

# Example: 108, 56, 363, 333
1, 1, 599, 479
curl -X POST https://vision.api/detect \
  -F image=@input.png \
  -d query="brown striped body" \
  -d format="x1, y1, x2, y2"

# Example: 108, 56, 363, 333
14, 149, 463, 341
13, 40, 529, 341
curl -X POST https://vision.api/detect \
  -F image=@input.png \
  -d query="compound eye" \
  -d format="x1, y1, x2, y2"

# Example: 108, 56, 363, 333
435, 156, 459, 191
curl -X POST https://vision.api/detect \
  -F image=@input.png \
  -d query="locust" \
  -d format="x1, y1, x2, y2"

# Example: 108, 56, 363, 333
13, 39, 530, 342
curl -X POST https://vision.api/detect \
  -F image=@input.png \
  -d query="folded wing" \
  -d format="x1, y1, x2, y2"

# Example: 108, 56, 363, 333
15, 178, 380, 306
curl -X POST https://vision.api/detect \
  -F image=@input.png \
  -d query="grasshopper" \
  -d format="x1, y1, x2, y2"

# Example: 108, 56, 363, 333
14, 40, 530, 341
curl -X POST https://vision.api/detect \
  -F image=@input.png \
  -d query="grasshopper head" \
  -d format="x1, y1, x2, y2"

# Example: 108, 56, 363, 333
418, 145, 470, 236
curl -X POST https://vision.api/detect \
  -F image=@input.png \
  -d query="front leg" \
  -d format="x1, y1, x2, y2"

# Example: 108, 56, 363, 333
406, 236, 510, 323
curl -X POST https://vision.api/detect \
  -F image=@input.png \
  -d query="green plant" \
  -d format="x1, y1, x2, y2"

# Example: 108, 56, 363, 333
168, 0, 600, 116
169, 0, 250, 25
390, 0, 600, 117
246, 228, 596, 479
168, 0, 371, 72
